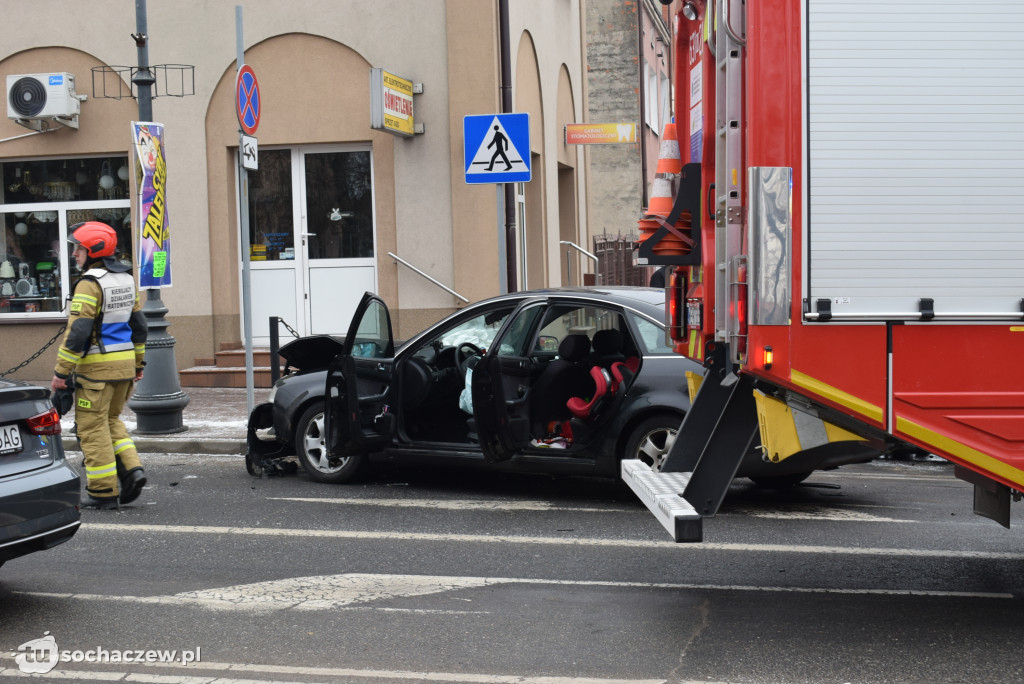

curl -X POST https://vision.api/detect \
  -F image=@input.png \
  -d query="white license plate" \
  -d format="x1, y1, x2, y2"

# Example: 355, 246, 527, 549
0, 422, 23, 456
686, 301, 702, 328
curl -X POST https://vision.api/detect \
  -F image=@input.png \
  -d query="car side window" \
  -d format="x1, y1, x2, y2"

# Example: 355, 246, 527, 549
350, 299, 391, 359
628, 312, 673, 354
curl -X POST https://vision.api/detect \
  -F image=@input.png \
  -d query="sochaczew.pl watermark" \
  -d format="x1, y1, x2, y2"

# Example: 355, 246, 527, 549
14, 632, 201, 674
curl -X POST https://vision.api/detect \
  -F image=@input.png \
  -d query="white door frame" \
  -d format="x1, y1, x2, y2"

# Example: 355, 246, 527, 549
236, 143, 378, 346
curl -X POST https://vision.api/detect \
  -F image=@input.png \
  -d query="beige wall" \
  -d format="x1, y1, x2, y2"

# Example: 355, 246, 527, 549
0, 0, 587, 377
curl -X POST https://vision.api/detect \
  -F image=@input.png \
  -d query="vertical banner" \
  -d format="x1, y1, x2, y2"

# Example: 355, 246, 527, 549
132, 121, 172, 288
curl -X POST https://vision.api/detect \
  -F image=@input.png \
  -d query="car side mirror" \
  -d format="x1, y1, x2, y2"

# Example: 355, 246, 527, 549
535, 335, 558, 352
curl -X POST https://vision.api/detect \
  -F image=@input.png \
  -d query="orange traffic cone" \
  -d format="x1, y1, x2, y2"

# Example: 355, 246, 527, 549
654, 122, 681, 176
637, 119, 690, 258
646, 176, 674, 217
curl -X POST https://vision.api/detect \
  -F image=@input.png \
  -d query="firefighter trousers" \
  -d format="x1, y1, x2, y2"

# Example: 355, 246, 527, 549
76, 379, 142, 500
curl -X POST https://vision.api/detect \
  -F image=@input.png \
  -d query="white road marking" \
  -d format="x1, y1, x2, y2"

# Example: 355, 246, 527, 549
15, 572, 1013, 610
810, 471, 952, 483
83, 523, 1024, 560
0, 663, 669, 684
728, 505, 917, 523
269, 497, 627, 512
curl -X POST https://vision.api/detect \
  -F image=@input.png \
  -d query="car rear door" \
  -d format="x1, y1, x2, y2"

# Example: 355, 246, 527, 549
472, 298, 547, 462
325, 292, 396, 457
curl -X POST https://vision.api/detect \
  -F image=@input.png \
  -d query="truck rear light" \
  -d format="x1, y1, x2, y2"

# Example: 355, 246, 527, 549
763, 345, 773, 370
26, 407, 62, 435
666, 269, 686, 343
731, 262, 748, 360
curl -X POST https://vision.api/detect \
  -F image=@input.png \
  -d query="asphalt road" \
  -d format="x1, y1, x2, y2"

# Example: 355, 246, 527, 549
1, 454, 1022, 684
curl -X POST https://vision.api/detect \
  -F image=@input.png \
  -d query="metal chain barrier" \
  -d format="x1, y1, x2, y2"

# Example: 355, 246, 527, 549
0, 323, 67, 377
278, 318, 300, 339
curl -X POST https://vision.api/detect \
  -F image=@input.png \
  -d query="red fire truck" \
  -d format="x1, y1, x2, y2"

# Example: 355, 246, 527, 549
623, 0, 1024, 541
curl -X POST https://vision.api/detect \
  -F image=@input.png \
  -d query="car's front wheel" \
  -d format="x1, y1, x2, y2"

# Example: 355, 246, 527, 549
625, 413, 680, 471
294, 404, 365, 484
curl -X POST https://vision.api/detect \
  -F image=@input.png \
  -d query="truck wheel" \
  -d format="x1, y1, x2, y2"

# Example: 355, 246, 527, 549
625, 413, 680, 472
294, 404, 364, 484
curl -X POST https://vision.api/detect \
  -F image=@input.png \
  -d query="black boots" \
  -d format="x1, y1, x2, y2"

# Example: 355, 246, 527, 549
80, 491, 119, 510
119, 467, 147, 505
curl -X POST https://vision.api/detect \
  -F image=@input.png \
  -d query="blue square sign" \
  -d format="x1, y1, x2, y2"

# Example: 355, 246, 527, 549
464, 113, 531, 184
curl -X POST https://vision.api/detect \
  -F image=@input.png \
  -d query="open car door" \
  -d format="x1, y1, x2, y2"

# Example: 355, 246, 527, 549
325, 292, 397, 458
471, 298, 548, 462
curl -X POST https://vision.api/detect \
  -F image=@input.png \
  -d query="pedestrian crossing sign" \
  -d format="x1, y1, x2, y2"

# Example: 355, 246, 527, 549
464, 113, 531, 184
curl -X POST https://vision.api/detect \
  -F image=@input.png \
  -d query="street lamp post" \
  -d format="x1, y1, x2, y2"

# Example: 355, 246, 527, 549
126, 0, 190, 433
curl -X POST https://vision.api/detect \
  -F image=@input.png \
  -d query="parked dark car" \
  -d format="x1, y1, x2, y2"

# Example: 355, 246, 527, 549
0, 380, 81, 569
248, 287, 875, 485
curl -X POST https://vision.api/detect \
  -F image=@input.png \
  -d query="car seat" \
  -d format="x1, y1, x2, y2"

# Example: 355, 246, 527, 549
567, 360, 634, 420
529, 333, 594, 433
589, 329, 626, 368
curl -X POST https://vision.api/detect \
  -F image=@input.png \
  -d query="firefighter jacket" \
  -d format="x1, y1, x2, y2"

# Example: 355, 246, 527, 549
54, 260, 147, 382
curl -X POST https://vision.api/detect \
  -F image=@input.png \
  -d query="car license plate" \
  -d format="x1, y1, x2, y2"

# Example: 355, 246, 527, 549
0, 422, 23, 456
686, 301, 702, 329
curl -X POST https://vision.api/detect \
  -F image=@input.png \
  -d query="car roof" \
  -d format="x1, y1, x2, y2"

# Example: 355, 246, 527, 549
392, 286, 666, 354
470, 286, 666, 320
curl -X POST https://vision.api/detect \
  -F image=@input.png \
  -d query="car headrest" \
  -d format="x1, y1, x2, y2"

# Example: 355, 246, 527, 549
558, 334, 591, 361
592, 329, 624, 356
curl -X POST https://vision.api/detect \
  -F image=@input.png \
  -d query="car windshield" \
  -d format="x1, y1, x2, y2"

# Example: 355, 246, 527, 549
439, 306, 515, 350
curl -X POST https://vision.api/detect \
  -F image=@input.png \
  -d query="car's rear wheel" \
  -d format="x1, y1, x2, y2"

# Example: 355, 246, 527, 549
294, 404, 364, 483
625, 413, 680, 471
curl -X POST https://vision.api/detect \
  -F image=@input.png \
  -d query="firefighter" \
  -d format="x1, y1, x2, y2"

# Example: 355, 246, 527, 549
51, 222, 148, 510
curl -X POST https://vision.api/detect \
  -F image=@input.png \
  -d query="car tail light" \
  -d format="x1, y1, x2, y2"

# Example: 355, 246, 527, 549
26, 407, 62, 435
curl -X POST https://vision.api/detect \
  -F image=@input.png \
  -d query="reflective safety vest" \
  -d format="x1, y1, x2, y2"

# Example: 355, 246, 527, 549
83, 268, 137, 357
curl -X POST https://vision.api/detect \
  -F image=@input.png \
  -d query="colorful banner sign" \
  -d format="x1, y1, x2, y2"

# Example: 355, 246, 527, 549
564, 122, 636, 145
132, 121, 172, 288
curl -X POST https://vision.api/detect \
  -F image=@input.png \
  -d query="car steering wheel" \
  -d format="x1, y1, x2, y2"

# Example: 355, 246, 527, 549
455, 342, 483, 380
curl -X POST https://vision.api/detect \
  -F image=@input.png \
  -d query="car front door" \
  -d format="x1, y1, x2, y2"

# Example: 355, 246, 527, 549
472, 298, 547, 462
325, 292, 396, 457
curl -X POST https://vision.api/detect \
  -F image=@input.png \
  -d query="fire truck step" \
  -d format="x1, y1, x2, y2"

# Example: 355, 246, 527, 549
621, 459, 702, 543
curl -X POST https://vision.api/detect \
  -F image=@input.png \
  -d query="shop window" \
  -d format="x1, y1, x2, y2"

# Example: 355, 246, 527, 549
0, 156, 131, 318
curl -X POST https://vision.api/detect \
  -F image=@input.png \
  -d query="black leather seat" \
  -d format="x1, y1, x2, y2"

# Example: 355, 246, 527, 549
589, 329, 626, 369
529, 334, 594, 433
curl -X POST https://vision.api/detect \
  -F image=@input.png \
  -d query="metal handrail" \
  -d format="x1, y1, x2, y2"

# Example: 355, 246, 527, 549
387, 252, 469, 303
559, 241, 599, 286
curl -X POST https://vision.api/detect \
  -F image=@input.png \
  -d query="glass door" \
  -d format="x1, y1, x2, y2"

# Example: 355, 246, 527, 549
245, 148, 301, 344
244, 145, 376, 344
300, 148, 377, 336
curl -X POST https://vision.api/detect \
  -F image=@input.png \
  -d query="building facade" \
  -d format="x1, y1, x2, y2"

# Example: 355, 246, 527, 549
0, 0, 589, 378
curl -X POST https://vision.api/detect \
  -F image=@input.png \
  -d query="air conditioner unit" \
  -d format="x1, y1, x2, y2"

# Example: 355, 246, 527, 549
6, 72, 80, 130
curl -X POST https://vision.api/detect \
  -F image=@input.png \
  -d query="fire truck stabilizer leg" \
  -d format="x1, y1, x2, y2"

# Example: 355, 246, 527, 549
663, 359, 746, 474
679, 371, 759, 518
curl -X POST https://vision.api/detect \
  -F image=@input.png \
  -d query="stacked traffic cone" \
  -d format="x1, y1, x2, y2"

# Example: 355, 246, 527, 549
637, 120, 690, 257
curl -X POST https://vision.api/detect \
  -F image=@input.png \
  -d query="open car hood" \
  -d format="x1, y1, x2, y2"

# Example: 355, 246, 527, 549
278, 335, 346, 371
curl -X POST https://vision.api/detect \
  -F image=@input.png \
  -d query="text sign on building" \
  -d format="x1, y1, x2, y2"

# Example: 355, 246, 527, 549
370, 68, 414, 138
464, 113, 531, 184
565, 122, 636, 145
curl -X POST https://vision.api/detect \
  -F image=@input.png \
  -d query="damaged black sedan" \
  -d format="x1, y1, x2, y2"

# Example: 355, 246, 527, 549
248, 287, 874, 485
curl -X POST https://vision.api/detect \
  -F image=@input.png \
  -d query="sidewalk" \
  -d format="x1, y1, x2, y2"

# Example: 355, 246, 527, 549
35, 383, 270, 456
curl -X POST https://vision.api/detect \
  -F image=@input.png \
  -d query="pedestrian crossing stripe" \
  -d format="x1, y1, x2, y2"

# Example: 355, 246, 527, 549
463, 113, 531, 184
